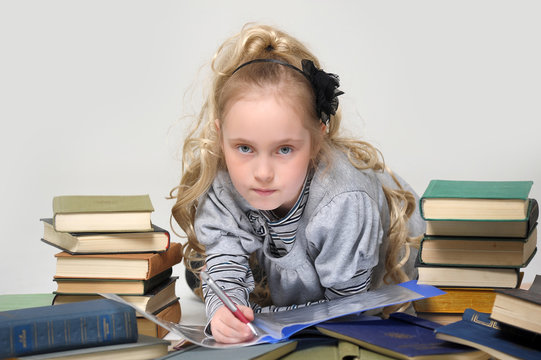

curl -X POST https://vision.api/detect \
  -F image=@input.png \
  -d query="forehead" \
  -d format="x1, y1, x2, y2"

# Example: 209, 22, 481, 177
221, 93, 311, 142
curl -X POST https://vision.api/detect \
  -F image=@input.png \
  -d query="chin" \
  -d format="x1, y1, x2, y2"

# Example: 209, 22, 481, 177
247, 199, 280, 212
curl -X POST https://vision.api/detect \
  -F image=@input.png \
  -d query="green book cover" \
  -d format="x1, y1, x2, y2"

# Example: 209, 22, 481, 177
53, 194, 154, 214
0, 294, 56, 312
420, 180, 533, 221
421, 180, 533, 200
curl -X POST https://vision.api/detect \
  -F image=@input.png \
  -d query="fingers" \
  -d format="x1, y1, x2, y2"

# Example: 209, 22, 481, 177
237, 304, 255, 322
210, 305, 255, 343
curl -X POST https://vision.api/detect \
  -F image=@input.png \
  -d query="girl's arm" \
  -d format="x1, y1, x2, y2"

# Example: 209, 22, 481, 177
324, 267, 374, 300
202, 253, 254, 322
307, 191, 384, 294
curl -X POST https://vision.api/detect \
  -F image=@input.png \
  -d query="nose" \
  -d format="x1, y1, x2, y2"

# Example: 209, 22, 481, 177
254, 155, 274, 183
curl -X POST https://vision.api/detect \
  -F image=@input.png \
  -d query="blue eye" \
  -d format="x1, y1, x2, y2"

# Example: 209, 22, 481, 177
237, 145, 252, 153
278, 146, 292, 155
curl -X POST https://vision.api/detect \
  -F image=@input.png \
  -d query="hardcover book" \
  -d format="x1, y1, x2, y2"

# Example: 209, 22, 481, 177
0, 299, 137, 358
435, 308, 541, 360
418, 227, 537, 267
41, 218, 170, 254
16, 335, 169, 360
292, 340, 397, 360
54, 268, 173, 295
102, 280, 445, 348
137, 299, 181, 338
54, 242, 182, 279
416, 258, 522, 288
53, 276, 178, 314
420, 180, 533, 220
491, 274, 541, 334
316, 312, 488, 360
155, 340, 297, 360
282, 338, 394, 360
416, 312, 463, 325
425, 199, 538, 238
413, 287, 497, 314
52, 194, 154, 232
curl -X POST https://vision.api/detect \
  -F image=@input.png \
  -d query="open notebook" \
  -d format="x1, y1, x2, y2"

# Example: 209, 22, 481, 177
101, 280, 443, 349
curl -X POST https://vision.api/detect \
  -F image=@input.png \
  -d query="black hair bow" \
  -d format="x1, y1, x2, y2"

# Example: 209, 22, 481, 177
301, 59, 344, 125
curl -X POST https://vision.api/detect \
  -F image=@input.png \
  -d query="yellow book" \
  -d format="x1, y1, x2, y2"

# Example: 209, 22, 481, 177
414, 287, 497, 314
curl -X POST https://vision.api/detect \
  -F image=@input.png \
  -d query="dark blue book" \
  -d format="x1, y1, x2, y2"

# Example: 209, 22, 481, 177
0, 299, 138, 358
435, 308, 541, 360
316, 312, 487, 359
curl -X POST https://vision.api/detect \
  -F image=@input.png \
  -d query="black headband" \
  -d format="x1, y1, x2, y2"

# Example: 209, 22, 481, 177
230, 58, 344, 125
232, 58, 306, 78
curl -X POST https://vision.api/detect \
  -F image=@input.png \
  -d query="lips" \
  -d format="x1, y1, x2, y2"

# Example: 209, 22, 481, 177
253, 189, 276, 196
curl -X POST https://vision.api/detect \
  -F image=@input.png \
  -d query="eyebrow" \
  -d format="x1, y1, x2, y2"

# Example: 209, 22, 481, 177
226, 138, 306, 145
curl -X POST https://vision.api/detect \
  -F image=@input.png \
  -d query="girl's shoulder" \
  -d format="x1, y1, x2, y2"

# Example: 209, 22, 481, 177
311, 149, 383, 198
312, 148, 417, 199
202, 169, 253, 213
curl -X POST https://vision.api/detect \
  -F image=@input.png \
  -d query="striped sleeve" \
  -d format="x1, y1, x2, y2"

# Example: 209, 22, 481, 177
202, 253, 254, 321
324, 268, 373, 300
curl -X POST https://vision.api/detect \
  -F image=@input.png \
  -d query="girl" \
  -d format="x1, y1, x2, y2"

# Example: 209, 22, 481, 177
170, 23, 425, 344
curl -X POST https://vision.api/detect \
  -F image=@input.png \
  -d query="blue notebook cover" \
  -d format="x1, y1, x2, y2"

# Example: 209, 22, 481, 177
0, 299, 138, 358
435, 308, 541, 360
316, 312, 483, 359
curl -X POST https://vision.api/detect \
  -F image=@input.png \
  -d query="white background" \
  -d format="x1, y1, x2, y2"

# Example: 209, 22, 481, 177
1, 0, 540, 309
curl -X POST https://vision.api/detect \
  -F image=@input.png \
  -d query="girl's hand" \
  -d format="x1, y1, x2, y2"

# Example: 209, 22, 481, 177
210, 305, 255, 343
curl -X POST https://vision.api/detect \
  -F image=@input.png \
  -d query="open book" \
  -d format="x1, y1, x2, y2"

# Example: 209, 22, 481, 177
101, 280, 443, 349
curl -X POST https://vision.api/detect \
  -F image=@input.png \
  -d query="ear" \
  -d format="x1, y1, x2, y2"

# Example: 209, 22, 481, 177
320, 122, 327, 135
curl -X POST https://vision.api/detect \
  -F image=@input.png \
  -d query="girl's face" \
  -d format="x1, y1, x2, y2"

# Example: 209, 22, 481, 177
219, 90, 313, 215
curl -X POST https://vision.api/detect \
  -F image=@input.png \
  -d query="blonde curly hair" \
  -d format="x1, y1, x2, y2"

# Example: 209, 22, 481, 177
169, 23, 419, 311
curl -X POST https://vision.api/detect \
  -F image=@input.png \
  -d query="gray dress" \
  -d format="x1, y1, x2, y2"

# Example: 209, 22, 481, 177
195, 149, 425, 320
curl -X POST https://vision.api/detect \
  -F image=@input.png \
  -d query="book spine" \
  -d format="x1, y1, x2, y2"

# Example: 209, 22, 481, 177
146, 243, 182, 279
156, 300, 181, 338
0, 303, 137, 357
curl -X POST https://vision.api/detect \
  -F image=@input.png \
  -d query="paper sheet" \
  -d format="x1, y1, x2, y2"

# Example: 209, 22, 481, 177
101, 280, 443, 349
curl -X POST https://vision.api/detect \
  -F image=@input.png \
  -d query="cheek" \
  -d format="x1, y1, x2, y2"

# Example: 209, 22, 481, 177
223, 151, 246, 177
287, 154, 311, 181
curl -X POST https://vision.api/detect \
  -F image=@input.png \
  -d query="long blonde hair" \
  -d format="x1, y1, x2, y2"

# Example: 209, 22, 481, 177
169, 23, 418, 305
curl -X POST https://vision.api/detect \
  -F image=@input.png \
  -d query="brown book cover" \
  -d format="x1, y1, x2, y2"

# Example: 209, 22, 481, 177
137, 299, 181, 338
54, 242, 182, 280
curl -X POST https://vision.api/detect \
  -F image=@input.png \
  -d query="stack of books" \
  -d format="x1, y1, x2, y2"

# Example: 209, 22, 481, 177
433, 274, 541, 359
413, 180, 538, 324
41, 194, 183, 338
